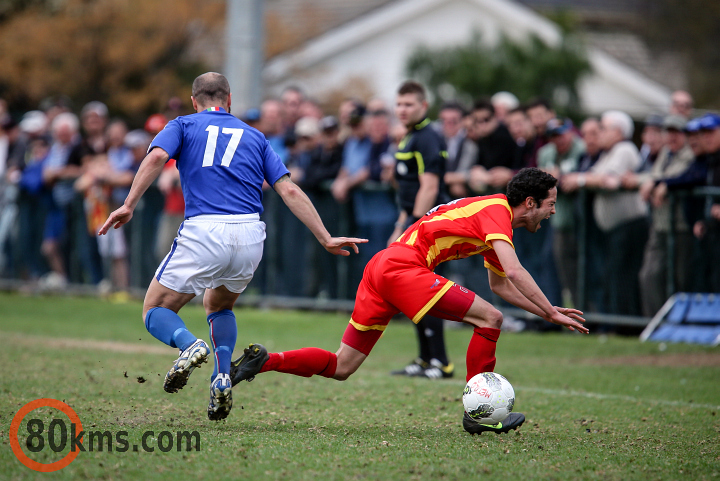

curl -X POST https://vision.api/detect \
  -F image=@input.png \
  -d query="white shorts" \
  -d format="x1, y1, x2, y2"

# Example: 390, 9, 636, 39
97, 225, 127, 260
155, 214, 265, 295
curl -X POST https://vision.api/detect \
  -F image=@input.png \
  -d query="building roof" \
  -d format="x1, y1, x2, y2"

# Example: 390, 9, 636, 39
265, 0, 395, 57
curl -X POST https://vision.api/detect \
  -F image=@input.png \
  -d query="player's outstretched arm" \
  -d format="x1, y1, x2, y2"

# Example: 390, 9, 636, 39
488, 270, 587, 331
273, 175, 367, 256
492, 239, 588, 334
98, 147, 169, 235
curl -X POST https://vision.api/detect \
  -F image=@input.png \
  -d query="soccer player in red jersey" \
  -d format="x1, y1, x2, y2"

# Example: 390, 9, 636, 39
232, 168, 588, 434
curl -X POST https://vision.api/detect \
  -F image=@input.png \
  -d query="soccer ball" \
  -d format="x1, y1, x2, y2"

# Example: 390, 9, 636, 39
462, 372, 515, 424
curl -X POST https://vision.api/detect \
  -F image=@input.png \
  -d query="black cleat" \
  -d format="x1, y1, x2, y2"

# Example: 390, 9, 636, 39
463, 412, 525, 435
229, 343, 269, 387
420, 359, 454, 379
390, 358, 429, 376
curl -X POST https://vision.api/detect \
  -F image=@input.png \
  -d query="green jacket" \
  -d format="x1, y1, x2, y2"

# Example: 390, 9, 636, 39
537, 136, 586, 230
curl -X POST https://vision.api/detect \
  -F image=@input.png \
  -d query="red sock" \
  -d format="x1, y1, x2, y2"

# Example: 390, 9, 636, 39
465, 327, 500, 382
259, 348, 337, 378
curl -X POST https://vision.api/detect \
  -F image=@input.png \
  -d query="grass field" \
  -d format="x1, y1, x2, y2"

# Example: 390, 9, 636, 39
0, 292, 719, 480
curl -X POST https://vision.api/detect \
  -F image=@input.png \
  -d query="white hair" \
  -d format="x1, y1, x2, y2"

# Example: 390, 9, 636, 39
51, 112, 79, 133
491, 91, 520, 110
602, 110, 634, 139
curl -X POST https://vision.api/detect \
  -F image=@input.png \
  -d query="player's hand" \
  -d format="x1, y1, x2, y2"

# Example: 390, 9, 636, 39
98, 205, 134, 235
323, 237, 368, 256
547, 307, 588, 334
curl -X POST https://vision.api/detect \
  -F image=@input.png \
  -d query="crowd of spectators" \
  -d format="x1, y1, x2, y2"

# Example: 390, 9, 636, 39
0, 86, 718, 318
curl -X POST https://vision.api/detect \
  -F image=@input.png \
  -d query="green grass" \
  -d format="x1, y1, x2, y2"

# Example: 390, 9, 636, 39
0, 292, 719, 480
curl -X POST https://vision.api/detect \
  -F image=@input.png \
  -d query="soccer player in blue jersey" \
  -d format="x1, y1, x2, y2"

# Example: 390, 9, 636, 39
99, 72, 366, 421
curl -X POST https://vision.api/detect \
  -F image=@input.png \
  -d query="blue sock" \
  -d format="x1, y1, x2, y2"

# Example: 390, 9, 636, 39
207, 309, 237, 381
145, 307, 197, 351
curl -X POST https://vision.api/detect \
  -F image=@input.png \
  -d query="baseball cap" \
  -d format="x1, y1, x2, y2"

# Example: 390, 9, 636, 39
241, 108, 261, 123
685, 117, 702, 133
319, 115, 339, 132
644, 113, 664, 128
144, 114, 168, 134
698, 113, 720, 130
663, 115, 687, 132
546, 118, 573, 136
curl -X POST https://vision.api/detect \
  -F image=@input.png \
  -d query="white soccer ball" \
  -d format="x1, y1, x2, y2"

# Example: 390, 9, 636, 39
462, 372, 515, 424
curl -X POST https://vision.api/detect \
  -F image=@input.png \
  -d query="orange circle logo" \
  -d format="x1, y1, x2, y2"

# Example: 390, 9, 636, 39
9, 398, 83, 472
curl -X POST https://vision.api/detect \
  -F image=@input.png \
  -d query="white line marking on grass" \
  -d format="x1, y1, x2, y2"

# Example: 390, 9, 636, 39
446, 379, 720, 410
515, 386, 720, 411
2, 331, 174, 356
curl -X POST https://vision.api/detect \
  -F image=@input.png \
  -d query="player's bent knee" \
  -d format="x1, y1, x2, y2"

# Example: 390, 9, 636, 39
464, 299, 504, 329
487, 307, 503, 329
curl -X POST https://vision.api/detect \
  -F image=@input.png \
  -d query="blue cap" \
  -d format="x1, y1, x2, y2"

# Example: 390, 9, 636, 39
698, 113, 720, 130
546, 118, 573, 136
685, 117, 702, 133
242, 108, 261, 122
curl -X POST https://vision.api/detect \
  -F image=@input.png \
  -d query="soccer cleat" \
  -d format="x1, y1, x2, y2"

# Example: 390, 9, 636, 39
421, 359, 454, 379
462, 411, 526, 435
163, 339, 209, 393
390, 358, 429, 376
207, 373, 233, 421
229, 343, 269, 386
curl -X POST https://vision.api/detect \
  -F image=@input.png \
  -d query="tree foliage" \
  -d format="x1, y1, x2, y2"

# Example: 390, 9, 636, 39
637, 0, 720, 108
406, 32, 590, 116
0, 0, 224, 119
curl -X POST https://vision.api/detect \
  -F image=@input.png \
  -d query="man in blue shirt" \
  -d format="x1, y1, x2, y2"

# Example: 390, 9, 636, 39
99, 72, 365, 421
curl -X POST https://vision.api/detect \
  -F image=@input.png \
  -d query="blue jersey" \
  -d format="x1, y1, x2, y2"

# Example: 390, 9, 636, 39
150, 108, 289, 218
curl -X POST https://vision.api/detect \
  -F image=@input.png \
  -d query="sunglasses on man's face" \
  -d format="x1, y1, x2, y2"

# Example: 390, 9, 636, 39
472, 115, 493, 125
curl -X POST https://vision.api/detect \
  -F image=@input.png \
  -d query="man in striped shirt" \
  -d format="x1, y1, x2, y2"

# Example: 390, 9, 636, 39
231, 168, 588, 435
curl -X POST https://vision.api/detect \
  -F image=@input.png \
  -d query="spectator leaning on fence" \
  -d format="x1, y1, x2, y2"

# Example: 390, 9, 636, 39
490, 91, 519, 125
40, 112, 83, 288
537, 118, 586, 306
692, 114, 720, 291
525, 98, 556, 168
505, 107, 536, 171
439, 102, 478, 199
468, 99, 518, 193
637, 114, 665, 174
638, 116, 695, 317
564, 111, 648, 316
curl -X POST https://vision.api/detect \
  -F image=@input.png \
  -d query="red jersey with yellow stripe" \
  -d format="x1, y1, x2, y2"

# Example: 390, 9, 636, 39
393, 194, 514, 276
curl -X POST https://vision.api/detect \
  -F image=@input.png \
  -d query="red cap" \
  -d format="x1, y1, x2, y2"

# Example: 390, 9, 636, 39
144, 113, 168, 134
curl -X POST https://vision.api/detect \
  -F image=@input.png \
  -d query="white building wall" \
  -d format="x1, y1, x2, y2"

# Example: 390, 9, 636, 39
264, 0, 671, 117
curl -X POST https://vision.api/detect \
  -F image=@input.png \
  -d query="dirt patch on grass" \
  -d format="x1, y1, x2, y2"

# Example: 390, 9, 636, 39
1, 331, 172, 356
584, 352, 720, 367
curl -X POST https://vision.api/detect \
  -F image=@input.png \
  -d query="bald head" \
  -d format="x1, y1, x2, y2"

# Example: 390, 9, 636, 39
192, 72, 231, 110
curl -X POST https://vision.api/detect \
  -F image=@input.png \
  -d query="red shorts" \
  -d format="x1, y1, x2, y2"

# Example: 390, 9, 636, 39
342, 245, 476, 355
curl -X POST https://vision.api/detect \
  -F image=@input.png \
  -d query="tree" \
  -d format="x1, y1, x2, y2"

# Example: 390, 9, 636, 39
0, 0, 224, 120
405, 31, 590, 116
637, 0, 720, 108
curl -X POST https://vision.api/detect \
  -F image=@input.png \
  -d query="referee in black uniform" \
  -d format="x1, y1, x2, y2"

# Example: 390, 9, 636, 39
389, 80, 454, 379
